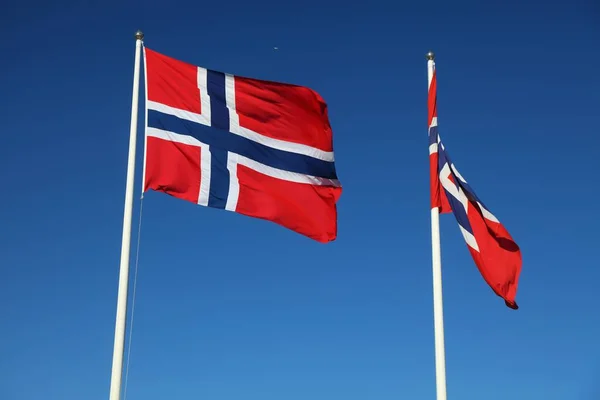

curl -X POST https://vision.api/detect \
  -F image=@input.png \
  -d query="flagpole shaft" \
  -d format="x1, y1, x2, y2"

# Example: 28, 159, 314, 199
427, 52, 447, 400
430, 208, 447, 400
109, 30, 144, 400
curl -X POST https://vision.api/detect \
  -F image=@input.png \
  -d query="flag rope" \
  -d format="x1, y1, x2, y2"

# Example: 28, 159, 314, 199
123, 195, 145, 400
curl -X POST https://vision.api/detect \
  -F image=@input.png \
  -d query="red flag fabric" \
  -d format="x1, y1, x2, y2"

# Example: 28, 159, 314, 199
428, 64, 522, 309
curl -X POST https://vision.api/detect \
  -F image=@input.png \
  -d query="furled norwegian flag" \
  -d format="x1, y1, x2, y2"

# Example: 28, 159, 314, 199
428, 66, 522, 309
142, 47, 342, 242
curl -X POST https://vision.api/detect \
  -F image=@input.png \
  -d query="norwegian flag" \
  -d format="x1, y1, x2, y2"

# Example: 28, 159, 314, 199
428, 65, 522, 309
142, 48, 342, 242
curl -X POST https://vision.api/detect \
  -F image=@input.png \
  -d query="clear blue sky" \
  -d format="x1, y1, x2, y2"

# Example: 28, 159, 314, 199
1, 1, 599, 399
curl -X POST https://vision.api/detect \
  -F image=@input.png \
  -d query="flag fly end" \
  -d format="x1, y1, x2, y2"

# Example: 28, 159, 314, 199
505, 300, 519, 310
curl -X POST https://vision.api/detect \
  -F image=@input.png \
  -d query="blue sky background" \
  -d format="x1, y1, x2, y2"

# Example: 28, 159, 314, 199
1, 0, 599, 399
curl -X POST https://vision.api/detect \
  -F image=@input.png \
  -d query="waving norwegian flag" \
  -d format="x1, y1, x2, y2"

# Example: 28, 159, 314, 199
142, 48, 342, 242
428, 67, 522, 309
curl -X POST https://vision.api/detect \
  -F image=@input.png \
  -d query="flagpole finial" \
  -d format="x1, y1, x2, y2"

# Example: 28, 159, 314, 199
426, 51, 435, 61
135, 30, 144, 40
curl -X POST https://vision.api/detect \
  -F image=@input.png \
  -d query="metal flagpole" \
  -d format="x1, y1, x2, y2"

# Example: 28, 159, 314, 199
427, 50, 448, 400
109, 30, 144, 400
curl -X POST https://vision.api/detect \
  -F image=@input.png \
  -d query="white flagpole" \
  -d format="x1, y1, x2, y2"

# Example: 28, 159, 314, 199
427, 50, 447, 400
109, 30, 144, 400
